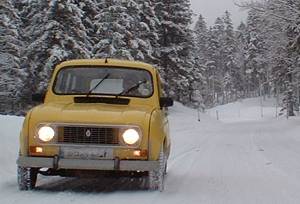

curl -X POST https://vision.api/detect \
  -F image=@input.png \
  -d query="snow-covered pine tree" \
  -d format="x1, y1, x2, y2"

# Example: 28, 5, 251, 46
285, 0, 300, 115
22, 0, 91, 95
222, 11, 239, 103
124, 0, 157, 62
205, 27, 219, 106
154, 0, 195, 103
193, 14, 209, 107
260, 8, 294, 115
94, 0, 158, 64
203, 13, 240, 106
244, 9, 267, 97
241, 0, 300, 116
12, 0, 48, 109
77, 0, 99, 56
93, 0, 127, 59
0, 0, 26, 114
235, 22, 248, 97
93, 0, 133, 59
206, 17, 225, 105
135, 0, 160, 64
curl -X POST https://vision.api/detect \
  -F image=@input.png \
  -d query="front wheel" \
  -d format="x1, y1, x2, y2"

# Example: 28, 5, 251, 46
17, 166, 38, 190
148, 146, 167, 191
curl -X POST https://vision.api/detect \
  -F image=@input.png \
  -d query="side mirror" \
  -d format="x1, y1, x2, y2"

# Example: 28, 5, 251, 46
160, 97, 174, 108
32, 93, 46, 103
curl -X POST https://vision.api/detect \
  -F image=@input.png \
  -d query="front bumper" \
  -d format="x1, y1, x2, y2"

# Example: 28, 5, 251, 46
17, 156, 159, 171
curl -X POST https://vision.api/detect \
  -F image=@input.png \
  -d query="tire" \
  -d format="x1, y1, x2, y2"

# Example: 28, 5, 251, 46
148, 146, 166, 191
17, 166, 38, 191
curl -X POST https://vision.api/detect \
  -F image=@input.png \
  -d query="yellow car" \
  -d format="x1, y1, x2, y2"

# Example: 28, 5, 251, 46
17, 59, 173, 191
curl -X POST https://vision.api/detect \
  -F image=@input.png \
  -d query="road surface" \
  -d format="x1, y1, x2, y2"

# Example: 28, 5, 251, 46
1, 99, 300, 204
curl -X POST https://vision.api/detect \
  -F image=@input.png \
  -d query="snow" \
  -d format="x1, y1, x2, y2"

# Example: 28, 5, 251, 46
208, 97, 281, 123
1, 97, 300, 203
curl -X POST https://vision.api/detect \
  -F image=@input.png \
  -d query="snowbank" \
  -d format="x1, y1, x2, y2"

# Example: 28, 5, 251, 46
208, 97, 284, 123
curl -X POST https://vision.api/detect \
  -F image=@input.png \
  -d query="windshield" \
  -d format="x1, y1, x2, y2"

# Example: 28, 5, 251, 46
53, 66, 153, 98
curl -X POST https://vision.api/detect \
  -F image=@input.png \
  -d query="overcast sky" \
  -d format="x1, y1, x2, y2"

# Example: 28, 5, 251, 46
190, 0, 248, 28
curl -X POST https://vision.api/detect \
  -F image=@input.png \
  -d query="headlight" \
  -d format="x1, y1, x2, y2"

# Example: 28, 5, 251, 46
122, 129, 140, 145
38, 126, 55, 142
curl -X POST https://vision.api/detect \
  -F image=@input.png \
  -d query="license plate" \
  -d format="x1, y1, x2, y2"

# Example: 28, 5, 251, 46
60, 147, 113, 160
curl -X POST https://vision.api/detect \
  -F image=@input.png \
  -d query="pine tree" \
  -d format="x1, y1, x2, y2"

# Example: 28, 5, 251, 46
93, 0, 158, 64
207, 17, 225, 104
244, 9, 266, 96
286, 1, 300, 115
94, 0, 134, 59
200, 12, 241, 106
235, 22, 247, 97
125, 0, 157, 62
222, 11, 239, 102
154, 0, 195, 103
135, 0, 160, 64
77, 0, 99, 56
240, 0, 300, 116
0, 0, 26, 114
193, 14, 208, 106
22, 0, 91, 94
205, 27, 219, 105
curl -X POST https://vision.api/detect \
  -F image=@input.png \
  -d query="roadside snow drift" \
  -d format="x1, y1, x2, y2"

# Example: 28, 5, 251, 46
1, 98, 300, 204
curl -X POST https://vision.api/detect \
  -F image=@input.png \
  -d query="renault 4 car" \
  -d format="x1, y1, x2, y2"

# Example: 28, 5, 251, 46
17, 59, 173, 191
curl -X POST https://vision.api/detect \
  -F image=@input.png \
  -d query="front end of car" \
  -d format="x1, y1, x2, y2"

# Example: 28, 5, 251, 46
17, 59, 171, 191
18, 104, 159, 172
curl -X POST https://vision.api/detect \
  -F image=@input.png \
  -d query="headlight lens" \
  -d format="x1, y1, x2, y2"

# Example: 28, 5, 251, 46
122, 129, 140, 145
38, 126, 55, 142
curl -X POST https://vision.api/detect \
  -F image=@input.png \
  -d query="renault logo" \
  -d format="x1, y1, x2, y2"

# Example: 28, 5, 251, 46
85, 129, 91, 137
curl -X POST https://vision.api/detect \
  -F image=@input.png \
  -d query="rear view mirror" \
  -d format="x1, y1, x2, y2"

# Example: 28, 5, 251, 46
32, 93, 46, 103
160, 97, 173, 108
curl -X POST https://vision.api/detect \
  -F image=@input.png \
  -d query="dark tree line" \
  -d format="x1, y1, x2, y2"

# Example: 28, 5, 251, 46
0, 0, 195, 115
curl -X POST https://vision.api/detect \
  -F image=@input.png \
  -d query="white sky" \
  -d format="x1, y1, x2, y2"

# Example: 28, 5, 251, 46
190, 0, 248, 28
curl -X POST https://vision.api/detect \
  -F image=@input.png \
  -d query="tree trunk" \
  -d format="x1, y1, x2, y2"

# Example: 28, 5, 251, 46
287, 73, 295, 117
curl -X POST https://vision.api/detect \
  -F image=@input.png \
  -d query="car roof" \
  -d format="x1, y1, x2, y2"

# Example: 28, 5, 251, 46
56, 59, 156, 73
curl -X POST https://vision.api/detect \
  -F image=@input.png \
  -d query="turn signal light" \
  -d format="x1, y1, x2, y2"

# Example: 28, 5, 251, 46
30, 146, 43, 153
133, 150, 147, 157
36, 147, 43, 153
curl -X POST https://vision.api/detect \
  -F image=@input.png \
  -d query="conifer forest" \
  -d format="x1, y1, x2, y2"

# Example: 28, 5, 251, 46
1, 0, 300, 116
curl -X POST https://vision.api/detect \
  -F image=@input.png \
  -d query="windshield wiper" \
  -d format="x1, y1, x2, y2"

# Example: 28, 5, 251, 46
86, 73, 110, 97
117, 80, 147, 97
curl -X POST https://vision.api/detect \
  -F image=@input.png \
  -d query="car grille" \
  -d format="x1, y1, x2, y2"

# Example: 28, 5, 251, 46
58, 126, 119, 145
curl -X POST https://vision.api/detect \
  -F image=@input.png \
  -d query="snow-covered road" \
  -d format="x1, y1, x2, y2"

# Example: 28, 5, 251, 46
1, 98, 300, 204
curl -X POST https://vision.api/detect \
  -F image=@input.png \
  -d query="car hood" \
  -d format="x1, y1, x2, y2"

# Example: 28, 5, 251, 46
30, 102, 154, 128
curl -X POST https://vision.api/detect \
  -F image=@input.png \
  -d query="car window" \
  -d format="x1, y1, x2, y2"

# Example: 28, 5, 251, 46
54, 67, 153, 98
